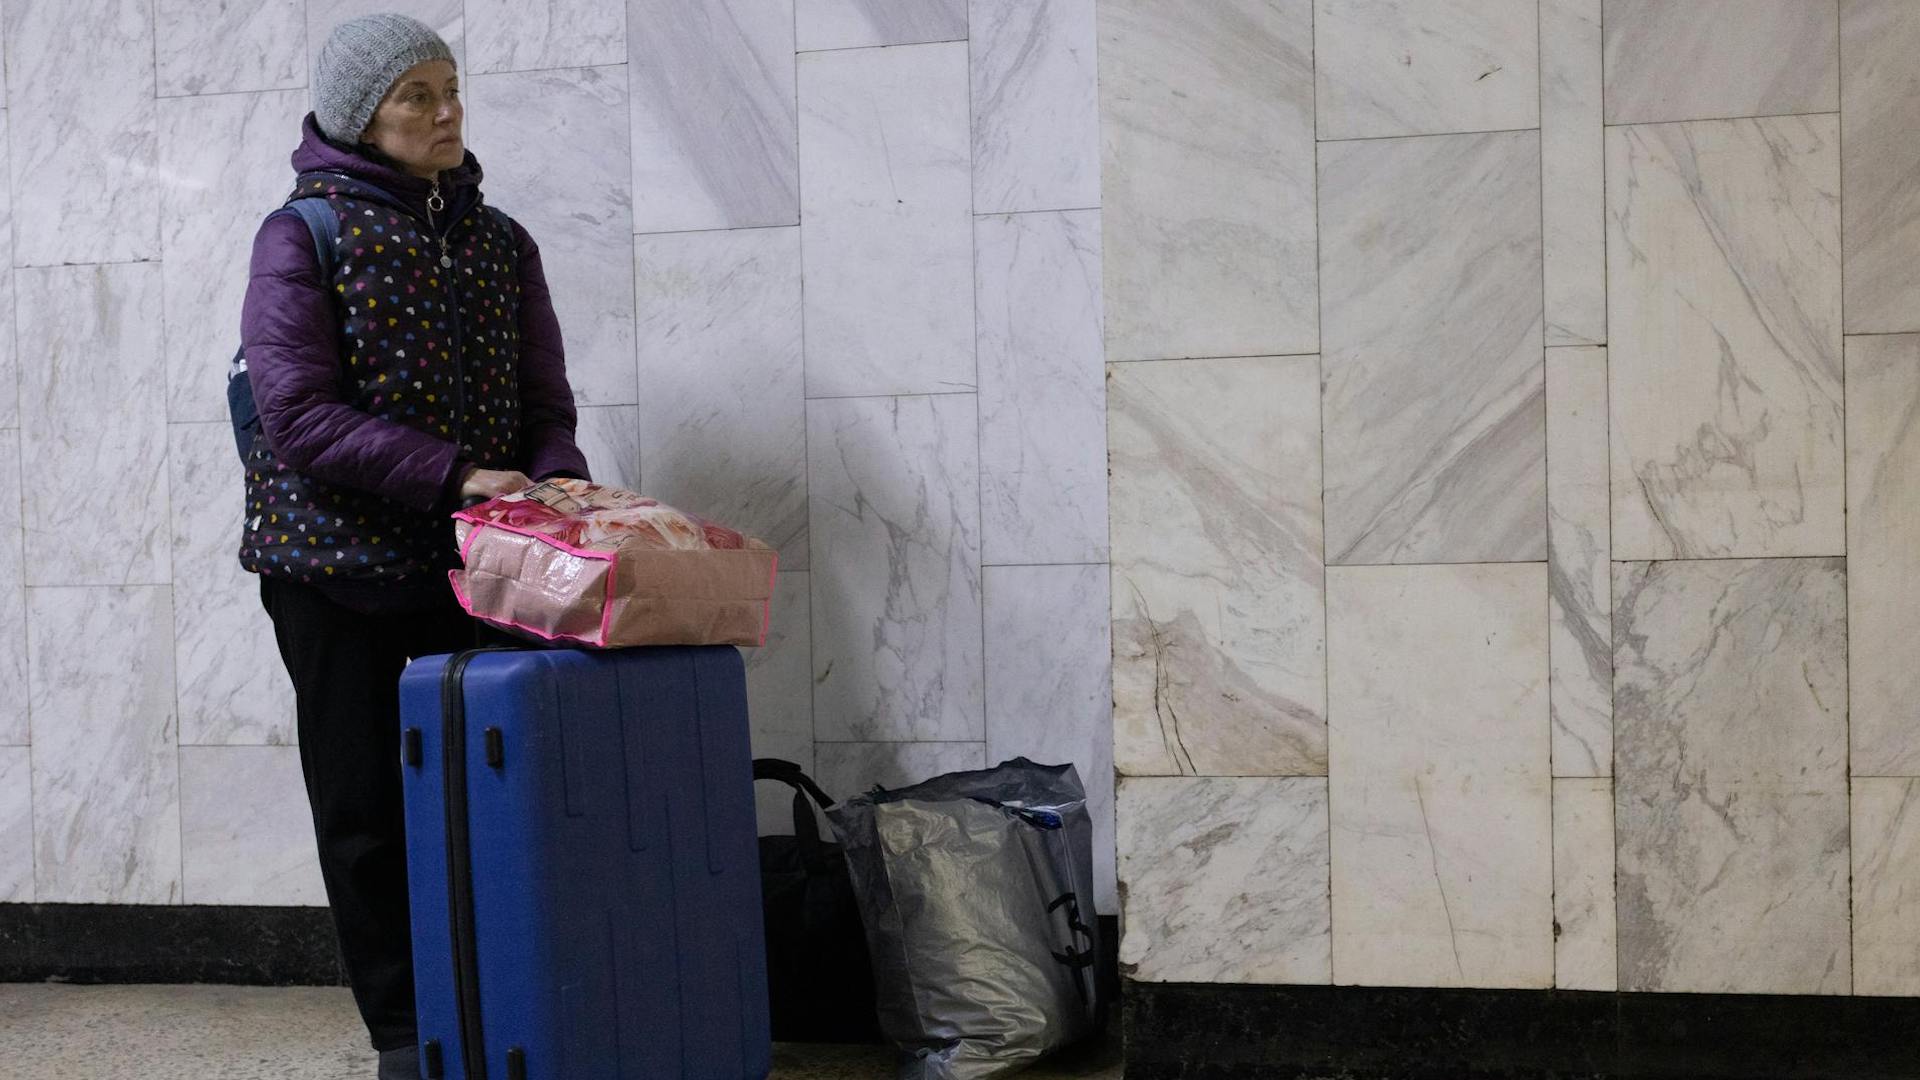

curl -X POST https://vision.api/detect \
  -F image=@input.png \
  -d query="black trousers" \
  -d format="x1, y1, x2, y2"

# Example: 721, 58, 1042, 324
259, 576, 507, 1051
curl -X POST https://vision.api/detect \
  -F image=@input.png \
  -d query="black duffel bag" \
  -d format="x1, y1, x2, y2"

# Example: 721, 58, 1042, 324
754, 759, 881, 1043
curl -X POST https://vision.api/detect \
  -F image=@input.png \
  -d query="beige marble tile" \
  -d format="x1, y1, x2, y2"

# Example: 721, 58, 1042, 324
1841, 0, 1920, 334
1603, 0, 1839, 125
1320, 130, 1544, 565
812, 742, 986, 805
1327, 563, 1552, 989
1118, 776, 1330, 984
1613, 558, 1850, 995
1541, 0, 1605, 346
1607, 116, 1843, 561
1099, 0, 1316, 362
1313, 0, 1538, 140
1109, 357, 1325, 778
1553, 777, 1616, 991
1846, 333, 1920, 775
1852, 778, 1920, 996
1547, 346, 1611, 777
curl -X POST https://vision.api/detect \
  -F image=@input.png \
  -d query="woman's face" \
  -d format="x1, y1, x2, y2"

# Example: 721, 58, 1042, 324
361, 59, 463, 180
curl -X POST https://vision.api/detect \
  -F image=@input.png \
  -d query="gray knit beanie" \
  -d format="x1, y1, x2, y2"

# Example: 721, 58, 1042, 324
313, 13, 456, 143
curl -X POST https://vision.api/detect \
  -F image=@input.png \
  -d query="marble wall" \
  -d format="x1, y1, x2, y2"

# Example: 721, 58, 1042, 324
1107, 0, 1920, 997
0, 0, 1115, 915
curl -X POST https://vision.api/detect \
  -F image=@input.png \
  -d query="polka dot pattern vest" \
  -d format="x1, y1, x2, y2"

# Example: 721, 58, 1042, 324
240, 173, 524, 585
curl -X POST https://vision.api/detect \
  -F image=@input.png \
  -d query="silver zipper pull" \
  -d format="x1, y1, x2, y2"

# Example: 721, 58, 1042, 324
427, 178, 446, 214
439, 236, 453, 269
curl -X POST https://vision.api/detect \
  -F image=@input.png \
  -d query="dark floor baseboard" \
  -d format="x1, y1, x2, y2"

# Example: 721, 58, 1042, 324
0, 904, 346, 986
1124, 981, 1920, 1080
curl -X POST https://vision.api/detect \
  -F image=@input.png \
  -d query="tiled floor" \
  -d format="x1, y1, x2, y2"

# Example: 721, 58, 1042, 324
0, 984, 1124, 1080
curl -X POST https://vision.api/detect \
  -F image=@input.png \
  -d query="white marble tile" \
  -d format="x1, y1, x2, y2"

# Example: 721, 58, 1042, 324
813, 742, 986, 805
1853, 778, 1920, 996
159, 88, 311, 424
629, 0, 796, 233
571, 405, 641, 494
0, 110, 15, 429
1099, 0, 1316, 362
307, 0, 463, 85
469, 66, 634, 407
1108, 357, 1325, 777
1320, 131, 1544, 565
154, 0, 304, 97
976, 211, 1106, 566
1117, 776, 1329, 984
970, 0, 1099, 215
1547, 347, 1611, 777
1603, 0, 1838, 125
635, 227, 807, 567
467, 0, 623, 75
169, 424, 295, 747
0, 429, 24, 748
1553, 777, 1616, 991
809, 395, 983, 742
1327, 563, 1552, 989
1313, 0, 1537, 140
1612, 558, 1850, 995
18, 265, 171, 586
985, 564, 1115, 914
1841, 0, 1920, 334
28, 586, 181, 904
748, 571, 814, 835
1606, 116, 1843, 561
796, 0, 966, 52
3, 0, 158, 266
180, 747, 324, 906
0, 748, 29, 902
1848, 334, 1920, 775
1541, 0, 1605, 347
799, 44, 975, 398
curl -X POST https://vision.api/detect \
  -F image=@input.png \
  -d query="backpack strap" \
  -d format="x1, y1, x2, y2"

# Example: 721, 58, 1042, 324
280, 197, 340, 282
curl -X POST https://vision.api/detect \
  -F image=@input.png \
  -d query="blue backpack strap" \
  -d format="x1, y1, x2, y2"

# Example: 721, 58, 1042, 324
282, 197, 340, 281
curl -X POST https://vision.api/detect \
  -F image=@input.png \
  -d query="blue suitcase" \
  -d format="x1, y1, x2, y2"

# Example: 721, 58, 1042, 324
398, 646, 772, 1080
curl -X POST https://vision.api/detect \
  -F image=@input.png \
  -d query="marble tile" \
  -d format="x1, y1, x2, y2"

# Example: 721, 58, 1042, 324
970, 0, 1099, 215
799, 44, 975, 398
1313, 0, 1537, 141
1117, 776, 1330, 984
0, 429, 25, 748
307, 0, 463, 85
469, 66, 635, 407
3, 0, 158, 266
0, 110, 15, 429
1612, 558, 1850, 995
180, 747, 324, 906
28, 586, 181, 904
169, 424, 295, 747
985, 565, 1115, 914
1099, 0, 1316, 362
1606, 116, 1843, 561
813, 742, 986, 805
1547, 347, 1611, 777
1319, 130, 1544, 565
1852, 778, 1920, 996
809, 395, 983, 742
571, 405, 641, 494
1603, 0, 1838, 125
1841, 0, 1920, 334
1108, 357, 1325, 777
18, 265, 171, 586
977, 210, 1106, 566
1327, 563, 1552, 989
628, 0, 796, 233
0, 748, 29, 901
1553, 777, 1616, 991
748, 571, 814, 835
796, 0, 966, 52
1541, 0, 1605, 347
467, 0, 623, 74
635, 227, 807, 567
159, 88, 311, 424
1848, 334, 1920, 775
154, 0, 304, 97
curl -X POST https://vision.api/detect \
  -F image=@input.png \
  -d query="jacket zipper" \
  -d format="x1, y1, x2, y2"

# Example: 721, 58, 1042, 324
424, 177, 472, 454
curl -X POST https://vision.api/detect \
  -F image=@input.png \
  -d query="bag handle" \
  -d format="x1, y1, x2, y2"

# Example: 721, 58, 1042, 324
752, 758, 836, 870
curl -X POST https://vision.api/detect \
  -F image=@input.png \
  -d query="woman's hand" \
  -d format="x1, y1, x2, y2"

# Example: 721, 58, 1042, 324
460, 468, 533, 501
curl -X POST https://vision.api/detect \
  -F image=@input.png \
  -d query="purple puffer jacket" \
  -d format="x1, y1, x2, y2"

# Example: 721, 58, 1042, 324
243, 115, 589, 505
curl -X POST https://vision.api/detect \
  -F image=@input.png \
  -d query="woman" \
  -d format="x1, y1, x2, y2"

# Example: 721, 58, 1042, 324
238, 14, 589, 1079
